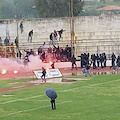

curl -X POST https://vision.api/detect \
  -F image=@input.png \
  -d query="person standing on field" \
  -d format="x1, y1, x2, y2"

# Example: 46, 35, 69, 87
85, 63, 91, 77
50, 98, 56, 110
41, 67, 46, 82
71, 55, 77, 70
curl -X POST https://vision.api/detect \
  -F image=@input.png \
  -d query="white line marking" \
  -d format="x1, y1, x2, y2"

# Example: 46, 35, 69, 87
14, 100, 63, 102
0, 79, 120, 105
59, 79, 120, 92
0, 101, 71, 117
0, 94, 45, 105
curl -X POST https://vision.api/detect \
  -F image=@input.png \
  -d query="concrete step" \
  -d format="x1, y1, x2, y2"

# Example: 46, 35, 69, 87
75, 30, 120, 36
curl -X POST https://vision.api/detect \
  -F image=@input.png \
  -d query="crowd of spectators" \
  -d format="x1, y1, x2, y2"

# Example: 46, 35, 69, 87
0, 36, 18, 46
21, 47, 120, 74
1, 36, 120, 72
23, 44, 72, 63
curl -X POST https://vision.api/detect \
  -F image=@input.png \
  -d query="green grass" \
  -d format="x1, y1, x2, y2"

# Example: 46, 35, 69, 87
0, 74, 120, 120
0, 78, 35, 89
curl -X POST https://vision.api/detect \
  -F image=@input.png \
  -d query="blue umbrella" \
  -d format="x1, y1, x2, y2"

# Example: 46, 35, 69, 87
45, 88, 57, 99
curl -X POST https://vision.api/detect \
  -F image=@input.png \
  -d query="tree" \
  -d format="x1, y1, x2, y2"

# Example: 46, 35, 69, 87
100, 0, 106, 3
73, 0, 84, 16
13, 0, 37, 18
34, 0, 84, 18
0, 0, 38, 19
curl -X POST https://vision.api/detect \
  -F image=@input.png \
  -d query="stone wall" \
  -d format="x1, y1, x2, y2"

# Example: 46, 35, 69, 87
0, 15, 120, 59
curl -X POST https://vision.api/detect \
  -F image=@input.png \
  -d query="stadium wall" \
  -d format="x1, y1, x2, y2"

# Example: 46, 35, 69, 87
0, 16, 120, 59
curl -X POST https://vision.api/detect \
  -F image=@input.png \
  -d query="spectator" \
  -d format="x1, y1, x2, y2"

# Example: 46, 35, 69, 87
11, 49, 16, 58
23, 55, 29, 69
54, 30, 58, 40
0, 37, 2, 46
60, 48, 64, 61
47, 47, 52, 54
6, 25, 10, 40
53, 45, 60, 60
20, 21, 23, 33
15, 37, 18, 47
52, 45, 57, 59
49, 32, 54, 45
6, 47, 10, 58
24, 49, 30, 56
42, 42, 47, 52
41, 51, 46, 61
57, 29, 65, 41
38, 46, 42, 55
29, 49, 34, 55
28, 30, 33, 42
17, 50, 22, 59
4, 37, 9, 46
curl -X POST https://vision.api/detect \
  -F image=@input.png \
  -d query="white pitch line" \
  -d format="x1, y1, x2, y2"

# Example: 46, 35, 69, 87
0, 94, 45, 105
15, 100, 63, 102
20, 100, 49, 102
0, 101, 71, 118
1, 79, 120, 105
59, 79, 120, 92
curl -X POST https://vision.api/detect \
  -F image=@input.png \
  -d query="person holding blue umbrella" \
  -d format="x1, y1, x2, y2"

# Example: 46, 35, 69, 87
45, 88, 57, 110
50, 98, 56, 110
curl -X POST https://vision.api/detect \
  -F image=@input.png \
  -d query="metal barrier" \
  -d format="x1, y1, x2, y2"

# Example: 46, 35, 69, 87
0, 45, 16, 58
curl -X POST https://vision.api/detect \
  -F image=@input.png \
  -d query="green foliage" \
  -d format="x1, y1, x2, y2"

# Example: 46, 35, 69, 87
0, 78, 35, 89
0, 0, 120, 19
0, 0, 38, 19
34, 0, 84, 17
73, 0, 84, 16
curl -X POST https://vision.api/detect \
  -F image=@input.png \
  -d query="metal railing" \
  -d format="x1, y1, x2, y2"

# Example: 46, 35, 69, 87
0, 45, 17, 58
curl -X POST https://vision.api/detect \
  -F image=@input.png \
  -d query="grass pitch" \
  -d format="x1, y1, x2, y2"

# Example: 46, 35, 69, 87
0, 74, 120, 120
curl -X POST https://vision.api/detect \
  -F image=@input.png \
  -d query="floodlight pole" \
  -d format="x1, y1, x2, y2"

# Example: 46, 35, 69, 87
14, 1, 19, 58
70, 0, 74, 57
16, 18, 19, 53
